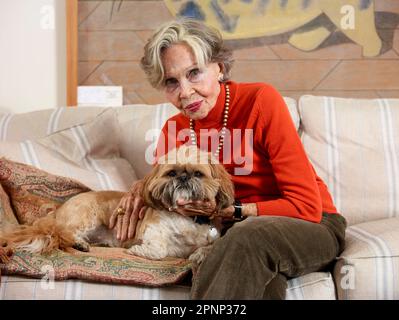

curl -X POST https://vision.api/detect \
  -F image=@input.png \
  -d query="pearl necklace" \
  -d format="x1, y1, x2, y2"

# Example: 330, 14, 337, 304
189, 84, 230, 157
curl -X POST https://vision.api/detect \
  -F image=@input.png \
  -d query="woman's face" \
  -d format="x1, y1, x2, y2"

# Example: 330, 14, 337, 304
160, 43, 221, 120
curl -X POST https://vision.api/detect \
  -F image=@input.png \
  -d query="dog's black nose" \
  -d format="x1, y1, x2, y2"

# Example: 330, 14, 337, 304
178, 173, 189, 183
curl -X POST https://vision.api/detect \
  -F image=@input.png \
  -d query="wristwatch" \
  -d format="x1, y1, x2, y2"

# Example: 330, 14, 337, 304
233, 200, 244, 221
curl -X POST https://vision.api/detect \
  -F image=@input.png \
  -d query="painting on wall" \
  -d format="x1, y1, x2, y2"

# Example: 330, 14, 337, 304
79, 0, 399, 104
164, 0, 382, 57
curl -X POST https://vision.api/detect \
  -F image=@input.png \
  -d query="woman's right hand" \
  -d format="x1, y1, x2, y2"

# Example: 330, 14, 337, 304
109, 180, 147, 241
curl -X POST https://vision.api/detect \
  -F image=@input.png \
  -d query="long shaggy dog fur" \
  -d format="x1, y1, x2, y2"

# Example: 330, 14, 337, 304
0, 146, 234, 263
1, 214, 75, 254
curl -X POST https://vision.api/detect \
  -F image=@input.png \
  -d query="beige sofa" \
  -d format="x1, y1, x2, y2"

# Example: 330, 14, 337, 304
0, 94, 398, 300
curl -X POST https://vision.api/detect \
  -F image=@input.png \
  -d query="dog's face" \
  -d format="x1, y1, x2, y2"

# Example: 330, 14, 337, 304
142, 146, 234, 211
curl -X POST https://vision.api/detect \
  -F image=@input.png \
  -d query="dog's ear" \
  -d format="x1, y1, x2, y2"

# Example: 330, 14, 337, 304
141, 164, 165, 210
210, 163, 235, 210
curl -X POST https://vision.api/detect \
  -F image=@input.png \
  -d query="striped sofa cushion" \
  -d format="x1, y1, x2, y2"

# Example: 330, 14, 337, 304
116, 103, 180, 179
0, 107, 106, 141
0, 103, 181, 180
285, 272, 336, 300
0, 104, 178, 180
299, 95, 399, 226
0, 108, 137, 192
0, 275, 191, 300
0, 271, 334, 300
333, 217, 399, 300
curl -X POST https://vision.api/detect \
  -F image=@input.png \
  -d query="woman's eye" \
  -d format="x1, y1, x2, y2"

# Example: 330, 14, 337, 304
167, 170, 177, 177
194, 171, 203, 178
188, 68, 201, 81
164, 78, 178, 89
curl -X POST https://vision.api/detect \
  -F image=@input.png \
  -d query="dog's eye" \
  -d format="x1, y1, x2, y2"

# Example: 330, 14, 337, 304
194, 171, 203, 178
167, 170, 177, 177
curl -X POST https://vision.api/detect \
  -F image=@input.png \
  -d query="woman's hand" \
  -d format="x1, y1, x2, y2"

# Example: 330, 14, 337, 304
109, 180, 147, 241
173, 199, 234, 219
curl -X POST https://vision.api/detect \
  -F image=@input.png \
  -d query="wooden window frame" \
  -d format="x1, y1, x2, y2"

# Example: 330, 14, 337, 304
66, 0, 78, 106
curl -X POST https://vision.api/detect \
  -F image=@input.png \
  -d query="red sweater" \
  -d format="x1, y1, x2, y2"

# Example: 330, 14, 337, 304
156, 81, 337, 223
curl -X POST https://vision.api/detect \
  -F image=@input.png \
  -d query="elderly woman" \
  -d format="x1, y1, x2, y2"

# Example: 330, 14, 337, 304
109, 19, 346, 299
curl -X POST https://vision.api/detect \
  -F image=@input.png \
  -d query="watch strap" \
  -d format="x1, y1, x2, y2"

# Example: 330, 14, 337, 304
233, 199, 244, 221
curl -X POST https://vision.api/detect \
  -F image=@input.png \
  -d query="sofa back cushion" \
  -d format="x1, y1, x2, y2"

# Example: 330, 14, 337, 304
0, 107, 116, 141
299, 95, 399, 226
0, 109, 137, 192
0, 104, 178, 180
0, 97, 298, 180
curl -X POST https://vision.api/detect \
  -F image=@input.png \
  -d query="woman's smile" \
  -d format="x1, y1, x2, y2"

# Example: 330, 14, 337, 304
184, 100, 203, 113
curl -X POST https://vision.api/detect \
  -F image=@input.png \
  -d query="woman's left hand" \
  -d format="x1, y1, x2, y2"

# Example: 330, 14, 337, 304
173, 199, 234, 219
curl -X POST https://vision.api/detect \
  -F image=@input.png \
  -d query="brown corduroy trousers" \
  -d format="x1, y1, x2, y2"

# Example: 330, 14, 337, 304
191, 213, 347, 300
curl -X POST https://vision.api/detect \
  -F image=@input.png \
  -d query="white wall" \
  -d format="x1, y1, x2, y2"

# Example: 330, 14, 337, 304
0, 0, 66, 113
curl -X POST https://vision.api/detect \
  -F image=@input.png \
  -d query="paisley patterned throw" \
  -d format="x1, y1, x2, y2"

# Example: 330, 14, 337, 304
3, 248, 192, 286
0, 157, 91, 225
0, 182, 18, 226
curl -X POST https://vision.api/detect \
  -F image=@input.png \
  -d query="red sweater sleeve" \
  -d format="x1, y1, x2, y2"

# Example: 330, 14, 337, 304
254, 86, 322, 223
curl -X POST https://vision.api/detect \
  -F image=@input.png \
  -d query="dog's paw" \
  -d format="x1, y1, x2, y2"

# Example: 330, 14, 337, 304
125, 246, 138, 256
0, 245, 13, 263
126, 244, 167, 260
188, 245, 212, 267
72, 241, 90, 252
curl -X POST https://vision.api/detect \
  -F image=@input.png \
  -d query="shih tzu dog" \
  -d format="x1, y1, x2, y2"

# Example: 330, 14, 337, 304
1, 146, 234, 265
